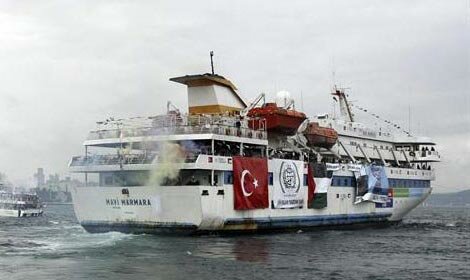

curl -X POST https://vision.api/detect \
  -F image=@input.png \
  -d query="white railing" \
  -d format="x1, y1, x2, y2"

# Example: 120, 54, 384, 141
87, 114, 267, 141
69, 152, 199, 167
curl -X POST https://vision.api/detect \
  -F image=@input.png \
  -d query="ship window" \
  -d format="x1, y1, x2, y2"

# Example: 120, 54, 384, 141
333, 177, 339, 186
104, 175, 113, 185
268, 172, 273, 185
214, 140, 240, 157
224, 171, 233, 185
304, 174, 308, 186
351, 177, 357, 188
344, 178, 349, 186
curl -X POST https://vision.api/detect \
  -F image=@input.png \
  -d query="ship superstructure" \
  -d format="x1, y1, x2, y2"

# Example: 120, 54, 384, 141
69, 70, 439, 234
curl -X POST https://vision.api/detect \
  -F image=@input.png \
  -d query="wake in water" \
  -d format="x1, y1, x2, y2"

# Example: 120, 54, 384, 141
0, 206, 132, 257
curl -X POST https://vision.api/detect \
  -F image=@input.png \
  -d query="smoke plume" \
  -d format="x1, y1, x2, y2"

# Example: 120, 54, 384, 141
147, 142, 186, 186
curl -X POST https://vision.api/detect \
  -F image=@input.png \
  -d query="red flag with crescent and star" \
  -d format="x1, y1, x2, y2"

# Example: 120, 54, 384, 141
233, 156, 269, 210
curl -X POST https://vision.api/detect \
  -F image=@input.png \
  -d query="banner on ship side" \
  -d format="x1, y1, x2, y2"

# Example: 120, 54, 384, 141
271, 159, 304, 209
233, 156, 269, 210
354, 165, 390, 204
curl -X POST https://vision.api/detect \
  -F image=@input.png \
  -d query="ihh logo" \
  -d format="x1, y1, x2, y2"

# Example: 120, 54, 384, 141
280, 161, 300, 194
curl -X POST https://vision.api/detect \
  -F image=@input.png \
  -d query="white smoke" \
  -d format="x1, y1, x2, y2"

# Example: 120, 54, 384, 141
147, 142, 186, 186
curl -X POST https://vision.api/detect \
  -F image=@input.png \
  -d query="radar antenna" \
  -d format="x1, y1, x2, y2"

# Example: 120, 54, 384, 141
210, 51, 215, 75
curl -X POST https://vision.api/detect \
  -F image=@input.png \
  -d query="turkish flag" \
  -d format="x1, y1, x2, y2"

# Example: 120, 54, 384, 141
233, 156, 269, 210
307, 164, 316, 207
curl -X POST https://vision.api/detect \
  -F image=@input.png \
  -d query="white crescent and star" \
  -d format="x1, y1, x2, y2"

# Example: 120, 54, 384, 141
240, 169, 259, 197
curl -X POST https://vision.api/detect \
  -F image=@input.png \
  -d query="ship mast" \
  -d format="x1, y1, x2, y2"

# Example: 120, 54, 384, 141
331, 86, 354, 122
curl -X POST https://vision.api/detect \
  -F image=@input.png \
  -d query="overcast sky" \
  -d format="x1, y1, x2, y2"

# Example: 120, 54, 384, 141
0, 0, 468, 192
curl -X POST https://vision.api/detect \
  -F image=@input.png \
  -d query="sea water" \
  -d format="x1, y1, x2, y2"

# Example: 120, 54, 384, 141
0, 204, 468, 280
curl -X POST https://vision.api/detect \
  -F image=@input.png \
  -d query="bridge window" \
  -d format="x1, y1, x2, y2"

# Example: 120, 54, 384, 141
224, 171, 233, 185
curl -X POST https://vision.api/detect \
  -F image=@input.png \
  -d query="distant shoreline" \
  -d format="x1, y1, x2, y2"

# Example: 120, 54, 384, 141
44, 202, 73, 205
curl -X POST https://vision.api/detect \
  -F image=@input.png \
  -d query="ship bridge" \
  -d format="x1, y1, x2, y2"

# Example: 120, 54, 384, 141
170, 73, 247, 115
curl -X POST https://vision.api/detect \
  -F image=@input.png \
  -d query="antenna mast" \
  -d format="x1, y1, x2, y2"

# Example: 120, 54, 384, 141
332, 86, 354, 122
210, 51, 215, 75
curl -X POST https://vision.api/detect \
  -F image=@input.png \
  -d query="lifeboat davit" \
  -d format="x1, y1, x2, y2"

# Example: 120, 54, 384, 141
304, 122, 338, 149
247, 103, 307, 135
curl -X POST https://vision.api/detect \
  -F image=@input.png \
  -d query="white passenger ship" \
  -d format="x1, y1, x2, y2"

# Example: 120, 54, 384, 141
69, 69, 439, 234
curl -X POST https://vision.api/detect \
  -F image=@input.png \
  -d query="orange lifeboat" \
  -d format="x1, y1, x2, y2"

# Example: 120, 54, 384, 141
247, 103, 307, 135
304, 122, 338, 149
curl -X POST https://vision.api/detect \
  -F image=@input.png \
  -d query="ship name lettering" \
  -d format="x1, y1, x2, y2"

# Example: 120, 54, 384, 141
105, 199, 120, 206
118, 199, 152, 206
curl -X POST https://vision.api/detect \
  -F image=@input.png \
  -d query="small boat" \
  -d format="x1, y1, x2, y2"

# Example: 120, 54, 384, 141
0, 191, 44, 217
247, 103, 307, 135
304, 122, 338, 149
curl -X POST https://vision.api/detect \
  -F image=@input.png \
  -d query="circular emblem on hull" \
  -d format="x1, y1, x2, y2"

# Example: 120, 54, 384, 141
279, 161, 300, 194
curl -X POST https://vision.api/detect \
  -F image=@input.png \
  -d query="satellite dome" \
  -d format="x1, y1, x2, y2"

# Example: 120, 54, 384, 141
275, 90, 293, 108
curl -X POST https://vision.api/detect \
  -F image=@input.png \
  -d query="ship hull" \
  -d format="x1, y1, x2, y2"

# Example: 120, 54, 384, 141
0, 208, 43, 217
72, 182, 431, 234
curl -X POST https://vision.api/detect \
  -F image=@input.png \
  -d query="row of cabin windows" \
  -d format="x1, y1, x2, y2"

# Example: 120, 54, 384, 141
99, 171, 431, 188
349, 141, 392, 150
332, 176, 357, 187
342, 125, 392, 137
330, 176, 430, 188
389, 179, 430, 188
223, 171, 309, 186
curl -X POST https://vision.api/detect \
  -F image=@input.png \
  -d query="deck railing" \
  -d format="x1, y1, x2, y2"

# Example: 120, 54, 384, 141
87, 114, 267, 141
69, 152, 199, 167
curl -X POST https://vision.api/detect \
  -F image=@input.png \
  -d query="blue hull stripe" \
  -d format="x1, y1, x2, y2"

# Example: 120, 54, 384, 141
226, 213, 391, 228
